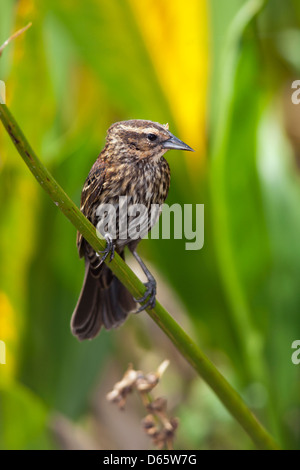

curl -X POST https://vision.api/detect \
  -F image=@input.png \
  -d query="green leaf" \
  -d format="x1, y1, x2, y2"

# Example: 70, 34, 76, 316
0, 380, 52, 449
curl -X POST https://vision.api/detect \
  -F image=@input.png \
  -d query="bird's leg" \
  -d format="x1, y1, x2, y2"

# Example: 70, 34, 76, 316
132, 250, 157, 312
97, 233, 115, 263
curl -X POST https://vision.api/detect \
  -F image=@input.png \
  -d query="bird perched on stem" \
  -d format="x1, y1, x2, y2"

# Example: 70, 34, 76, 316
71, 120, 193, 340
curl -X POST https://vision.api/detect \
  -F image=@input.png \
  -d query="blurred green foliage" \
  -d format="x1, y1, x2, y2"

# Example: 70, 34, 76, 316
0, 0, 300, 450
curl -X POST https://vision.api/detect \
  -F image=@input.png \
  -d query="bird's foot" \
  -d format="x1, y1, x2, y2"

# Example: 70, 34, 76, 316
134, 279, 157, 313
97, 234, 115, 263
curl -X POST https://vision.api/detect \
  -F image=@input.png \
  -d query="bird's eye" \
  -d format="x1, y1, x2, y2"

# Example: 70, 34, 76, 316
147, 133, 157, 142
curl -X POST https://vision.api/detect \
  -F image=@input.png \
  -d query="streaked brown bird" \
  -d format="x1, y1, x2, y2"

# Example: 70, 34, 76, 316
71, 120, 193, 340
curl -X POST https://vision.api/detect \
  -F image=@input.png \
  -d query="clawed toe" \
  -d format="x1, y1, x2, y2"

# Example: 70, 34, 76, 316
134, 280, 156, 313
97, 234, 115, 263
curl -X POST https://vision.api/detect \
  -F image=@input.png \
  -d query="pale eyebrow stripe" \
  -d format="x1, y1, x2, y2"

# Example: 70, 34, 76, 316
118, 125, 161, 135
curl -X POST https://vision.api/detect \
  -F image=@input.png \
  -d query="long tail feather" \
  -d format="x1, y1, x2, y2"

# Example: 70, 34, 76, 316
71, 261, 136, 340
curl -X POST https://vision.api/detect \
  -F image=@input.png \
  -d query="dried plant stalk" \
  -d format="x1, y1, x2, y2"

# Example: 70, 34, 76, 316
107, 360, 178, 450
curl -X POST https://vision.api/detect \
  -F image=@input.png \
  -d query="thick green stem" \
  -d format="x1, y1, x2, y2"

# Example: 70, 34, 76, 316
0, 103, 280, 450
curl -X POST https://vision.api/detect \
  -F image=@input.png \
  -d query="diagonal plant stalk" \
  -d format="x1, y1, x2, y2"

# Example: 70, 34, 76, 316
0, 22, 32, 57
0, 103, 280, 450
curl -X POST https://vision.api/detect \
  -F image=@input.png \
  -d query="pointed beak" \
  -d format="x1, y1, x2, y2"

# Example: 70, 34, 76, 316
162, 133, 194, 152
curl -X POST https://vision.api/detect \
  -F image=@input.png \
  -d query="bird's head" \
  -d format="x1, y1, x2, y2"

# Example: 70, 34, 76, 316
105, 119, 194, 161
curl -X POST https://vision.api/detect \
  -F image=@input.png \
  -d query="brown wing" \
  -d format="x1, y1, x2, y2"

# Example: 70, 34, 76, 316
77, 158, 107, 258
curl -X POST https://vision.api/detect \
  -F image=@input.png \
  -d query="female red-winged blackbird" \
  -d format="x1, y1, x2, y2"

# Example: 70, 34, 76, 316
71, 120, 193, 340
